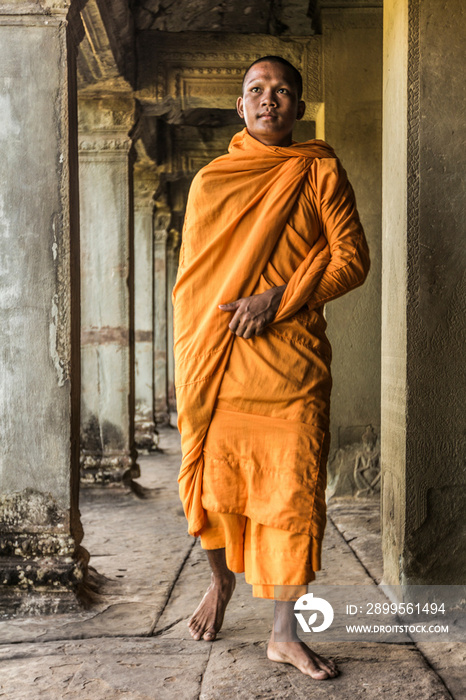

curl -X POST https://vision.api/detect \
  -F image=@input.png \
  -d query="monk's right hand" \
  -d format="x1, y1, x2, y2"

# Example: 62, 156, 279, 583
219, 285, 286, 339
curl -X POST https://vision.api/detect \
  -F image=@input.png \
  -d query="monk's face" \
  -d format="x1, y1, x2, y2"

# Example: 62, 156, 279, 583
237, 61, 305, 147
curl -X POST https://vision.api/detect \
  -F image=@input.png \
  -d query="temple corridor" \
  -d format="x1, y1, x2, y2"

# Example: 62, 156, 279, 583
0, 0, 465, 696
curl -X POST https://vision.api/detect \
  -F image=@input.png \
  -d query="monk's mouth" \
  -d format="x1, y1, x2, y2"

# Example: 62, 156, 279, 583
258, 113, 278, 119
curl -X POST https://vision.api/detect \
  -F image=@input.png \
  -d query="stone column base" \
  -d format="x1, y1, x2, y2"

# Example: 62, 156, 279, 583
0, 542, 89, 616
155, 411, 171, 428
80, 453, 140, 485
135, 421, 159, 452
135, 404, 159, 452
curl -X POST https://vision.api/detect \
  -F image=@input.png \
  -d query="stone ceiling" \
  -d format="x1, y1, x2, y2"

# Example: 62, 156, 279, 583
131, 0, 316, 35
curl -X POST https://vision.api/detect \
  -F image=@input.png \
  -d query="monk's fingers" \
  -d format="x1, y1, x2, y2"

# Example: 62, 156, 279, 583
241, 324, 256, 339
253, 317, 268, 335
228, 308, 243, 333
229, 306, 252, 335
219, 300, 241, 312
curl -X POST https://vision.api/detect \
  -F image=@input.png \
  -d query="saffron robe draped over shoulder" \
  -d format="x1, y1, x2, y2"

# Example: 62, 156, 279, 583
173, 128, 370, 541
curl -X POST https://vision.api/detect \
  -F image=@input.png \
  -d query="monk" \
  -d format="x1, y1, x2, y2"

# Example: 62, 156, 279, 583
172, 55, 370, 679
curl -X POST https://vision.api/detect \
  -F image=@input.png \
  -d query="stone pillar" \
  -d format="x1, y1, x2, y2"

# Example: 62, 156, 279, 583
133, 170, 158, 451
166, 229, 181, 414
0, 1, 87, 611
153, 205, 171, 426
382, 0, 466, 585
319, 3, 383, 497
79, 97, 139, 484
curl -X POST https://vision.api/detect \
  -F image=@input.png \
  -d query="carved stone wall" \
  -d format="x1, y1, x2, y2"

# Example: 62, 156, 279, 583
137, 32, 323, 120
0, 0, 87, 612
381, 0, 466, 585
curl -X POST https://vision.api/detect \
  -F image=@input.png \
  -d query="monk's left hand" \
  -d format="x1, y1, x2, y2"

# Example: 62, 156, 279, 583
219, 285, 286, 339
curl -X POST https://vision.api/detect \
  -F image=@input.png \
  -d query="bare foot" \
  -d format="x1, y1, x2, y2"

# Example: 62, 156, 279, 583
267, 639, 338, 679
188, 571, 236, 641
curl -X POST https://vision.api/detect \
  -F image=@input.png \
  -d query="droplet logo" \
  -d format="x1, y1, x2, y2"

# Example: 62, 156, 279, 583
294, 592, 334, 633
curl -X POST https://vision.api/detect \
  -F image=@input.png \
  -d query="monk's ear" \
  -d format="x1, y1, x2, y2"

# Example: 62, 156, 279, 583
296, 100, 306, 121
236, 96, 244, 120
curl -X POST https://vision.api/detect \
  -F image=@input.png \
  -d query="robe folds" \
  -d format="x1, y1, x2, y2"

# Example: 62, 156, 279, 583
173, 128, 370, 554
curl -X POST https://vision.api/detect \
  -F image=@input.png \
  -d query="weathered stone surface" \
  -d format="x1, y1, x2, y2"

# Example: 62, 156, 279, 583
153, 206, 171, 425
381, 0, 466, 586
321, 5, 383, 497
200, 641, 451, 700
0, 6, 85, 607
78, 0, 135, 94
134, 154, 159, 451
0, 430, 191, 639
328, 499, 383, 584
133, 0, 276, 34
0, 637, 210, 700
329, 498, 465, 698
79, 97, 140, 484
166, 230, 181, 413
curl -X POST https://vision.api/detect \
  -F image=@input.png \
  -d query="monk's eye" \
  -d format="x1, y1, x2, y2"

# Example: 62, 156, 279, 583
278, 88, 289, 94
250, 87, 261, 93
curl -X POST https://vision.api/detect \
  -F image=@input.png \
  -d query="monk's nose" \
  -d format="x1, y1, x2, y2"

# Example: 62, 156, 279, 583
261, 90, 277, 106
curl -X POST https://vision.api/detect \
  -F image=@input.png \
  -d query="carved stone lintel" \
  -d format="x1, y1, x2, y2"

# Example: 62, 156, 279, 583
137, 32, 322, 113
78, 96, 136, 154
80, 452, 140, 485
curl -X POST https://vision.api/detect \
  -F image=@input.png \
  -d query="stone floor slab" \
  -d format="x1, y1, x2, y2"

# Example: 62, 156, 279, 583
199, 641, 452, 700
0, 638, 210, 700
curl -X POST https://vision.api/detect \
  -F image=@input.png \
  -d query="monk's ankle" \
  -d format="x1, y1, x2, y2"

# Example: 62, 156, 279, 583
212, 570, 235, 591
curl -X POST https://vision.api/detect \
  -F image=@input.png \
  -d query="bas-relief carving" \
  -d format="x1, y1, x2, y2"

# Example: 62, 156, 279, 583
78, 98, 136, 158
353, 425, 380, 497
154, 206, 171, 242
78, 136, 132, 152
137, 32, 322, 116
327, 424, 381, 499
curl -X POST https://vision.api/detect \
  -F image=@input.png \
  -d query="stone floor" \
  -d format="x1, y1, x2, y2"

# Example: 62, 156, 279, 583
0, 427, 463, 699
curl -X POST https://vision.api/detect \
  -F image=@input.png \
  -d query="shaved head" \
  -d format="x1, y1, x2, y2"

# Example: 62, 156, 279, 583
242, 55, 303, 99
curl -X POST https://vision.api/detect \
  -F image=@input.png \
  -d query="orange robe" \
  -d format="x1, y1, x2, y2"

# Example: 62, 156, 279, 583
173, 129, 370, 585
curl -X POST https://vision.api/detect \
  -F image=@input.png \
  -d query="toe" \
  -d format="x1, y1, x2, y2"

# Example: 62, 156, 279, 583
318, 657, 338, 677
203, 627, 217, 641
